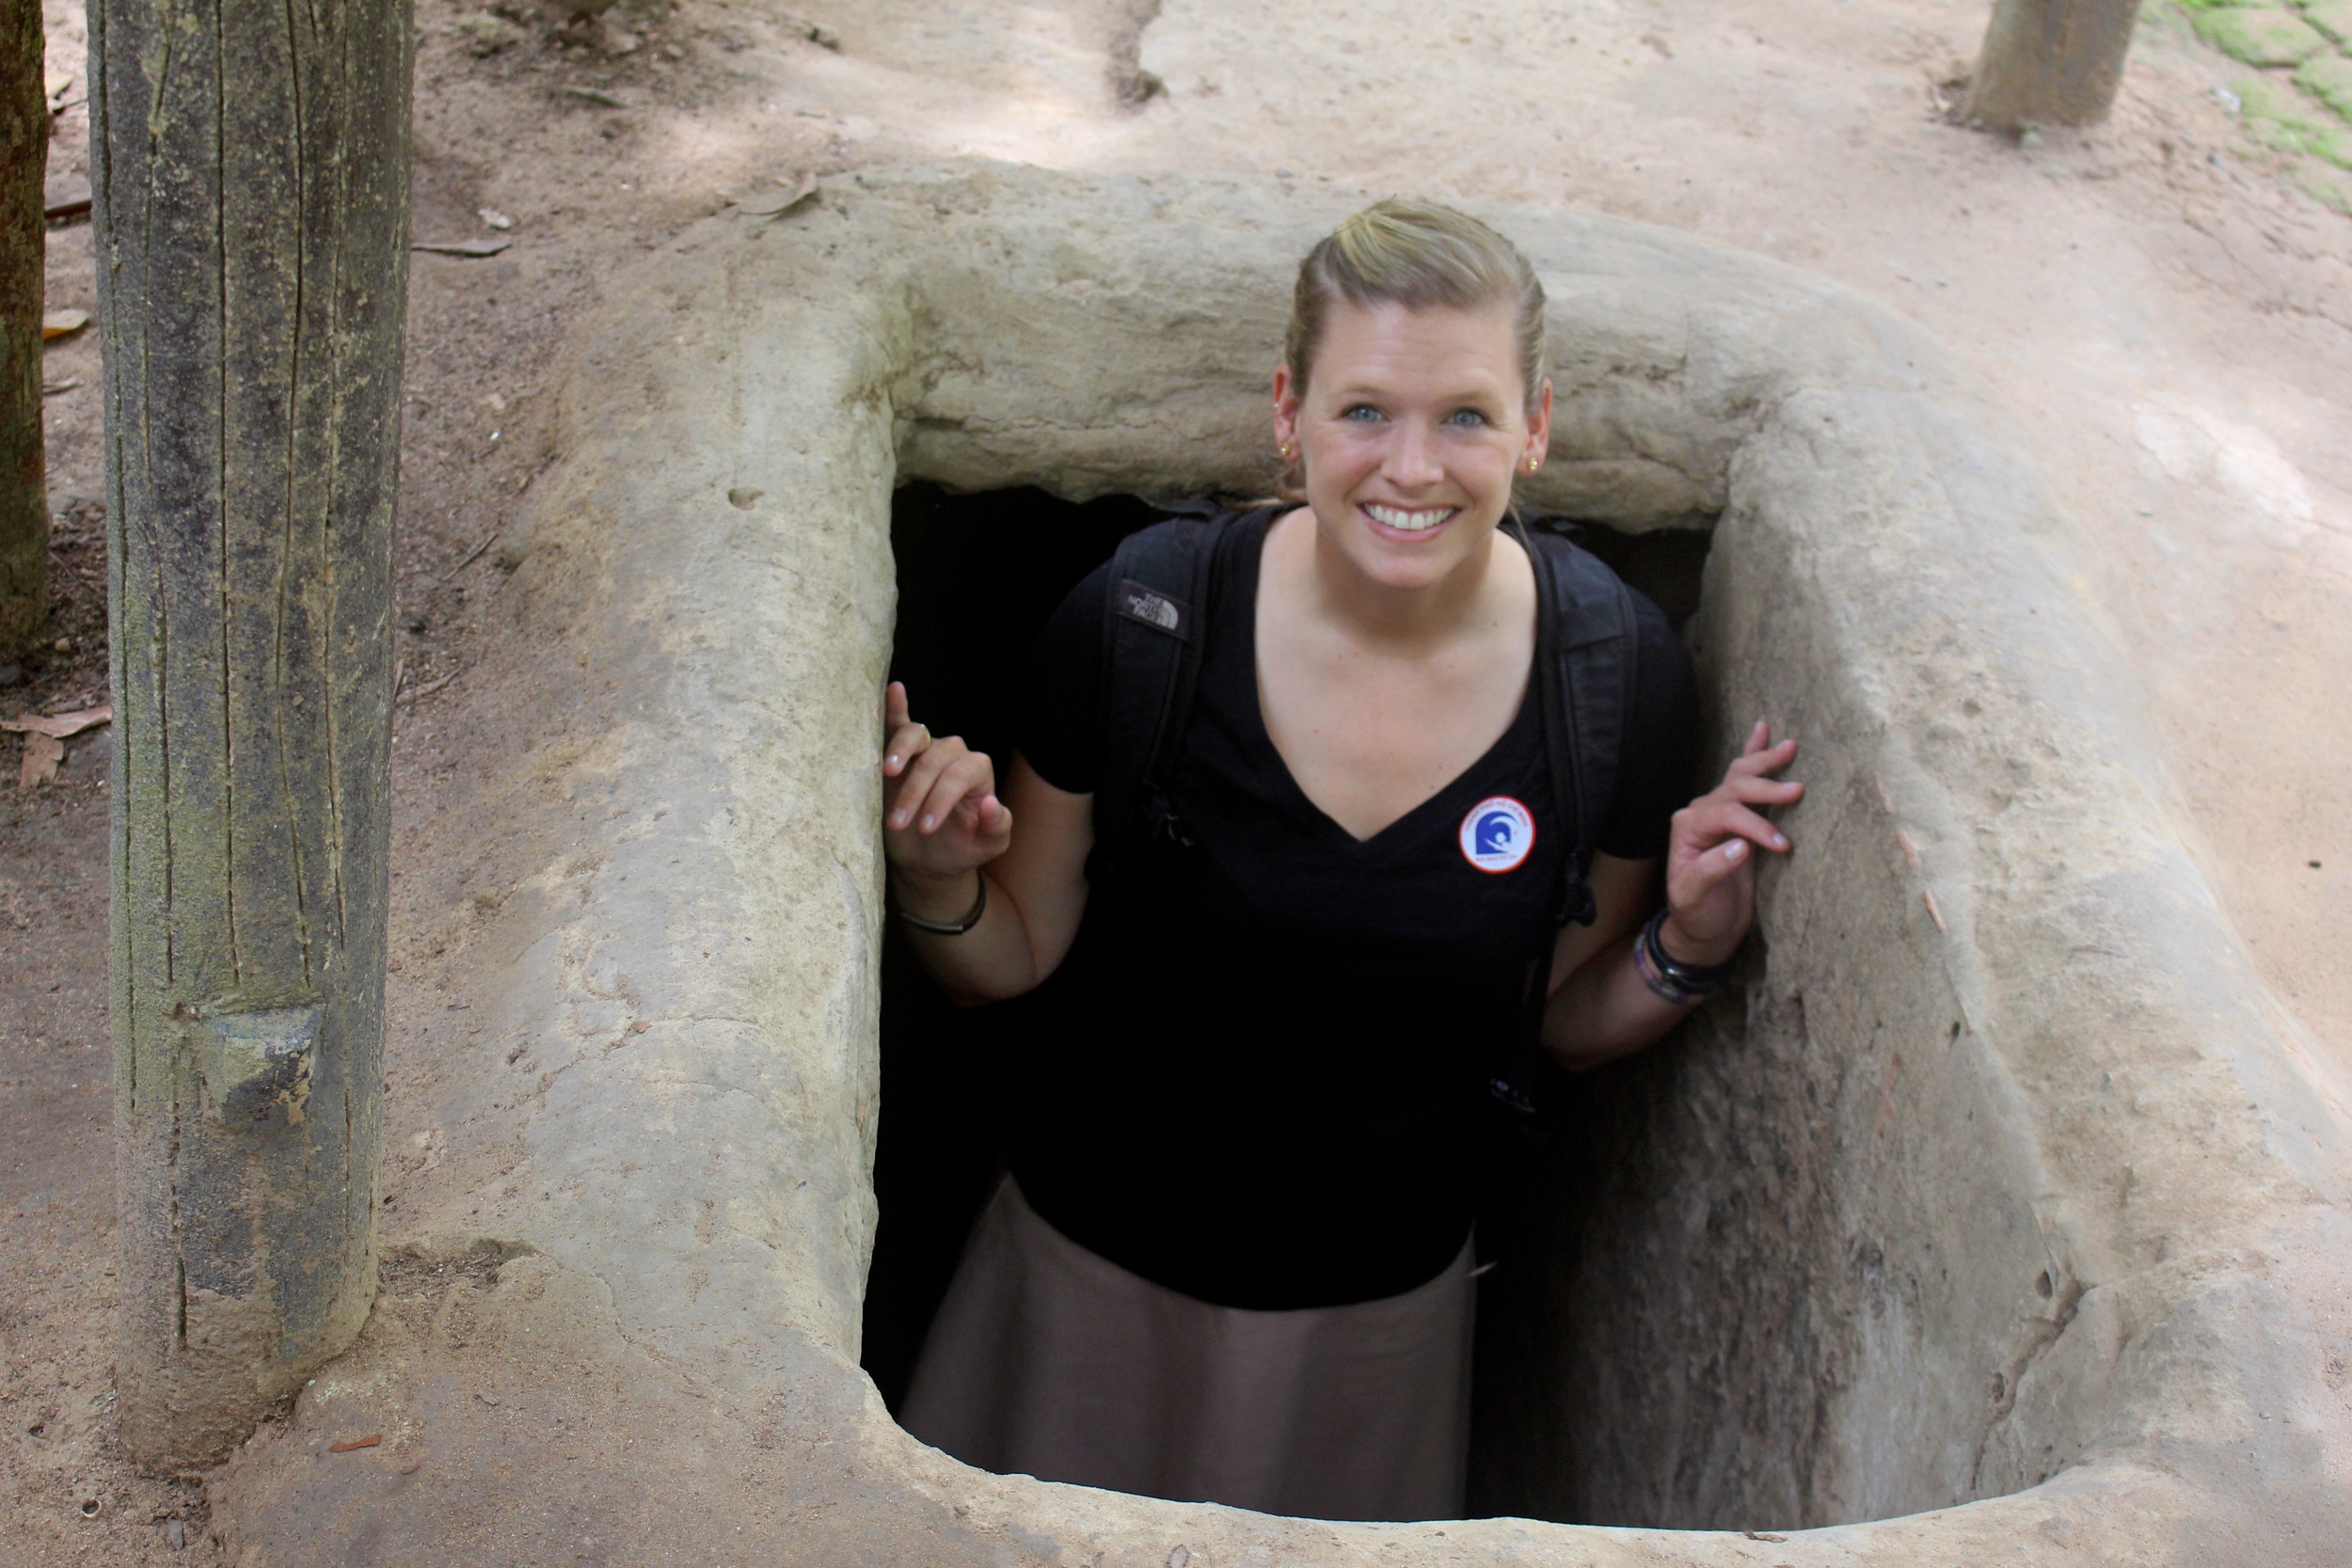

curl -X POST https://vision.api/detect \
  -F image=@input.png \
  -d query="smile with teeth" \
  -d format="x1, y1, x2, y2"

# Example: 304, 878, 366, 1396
1363, 502, 1458, 532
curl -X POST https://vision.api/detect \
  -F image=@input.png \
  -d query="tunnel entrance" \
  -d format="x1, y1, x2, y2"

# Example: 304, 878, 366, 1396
862, 481, 1716, 1523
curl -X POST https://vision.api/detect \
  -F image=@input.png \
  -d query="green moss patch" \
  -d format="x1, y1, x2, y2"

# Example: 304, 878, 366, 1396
2292, 157, 2352, 210
2237, 72, 2336, 128
2299, 0, 2352, 47
2196, 7, 2330, 63
2294, 52, 2352, 116
2315, 126, 2352, 167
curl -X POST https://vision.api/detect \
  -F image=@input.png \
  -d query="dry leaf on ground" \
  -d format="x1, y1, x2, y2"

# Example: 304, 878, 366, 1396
739, 173, 819, 217
1, 705, 113, 739
411, 237, 512, 258
41, 309, 88, 341
16, 733, 63, 789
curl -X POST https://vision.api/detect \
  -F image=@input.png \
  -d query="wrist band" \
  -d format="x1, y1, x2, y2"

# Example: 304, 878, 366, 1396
1633, 907, 1734, 1007
895, 871, 987, 936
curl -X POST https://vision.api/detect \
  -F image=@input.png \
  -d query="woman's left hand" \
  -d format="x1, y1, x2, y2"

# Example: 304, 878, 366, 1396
1660, 721, 1803, 968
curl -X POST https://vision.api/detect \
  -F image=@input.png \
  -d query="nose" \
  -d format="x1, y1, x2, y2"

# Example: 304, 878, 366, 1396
1386, 420, 1443, 489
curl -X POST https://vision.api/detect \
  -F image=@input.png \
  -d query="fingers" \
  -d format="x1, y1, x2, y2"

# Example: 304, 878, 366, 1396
1725, 735, 1800, 781
1677, 799, 1788, 855
1723, 772, 1805, 808
912, 752, 996, 834
883, 720, 931, 778
1742, 719, 1772, 756
885, 681, 910, 732
891, 742, 995, 834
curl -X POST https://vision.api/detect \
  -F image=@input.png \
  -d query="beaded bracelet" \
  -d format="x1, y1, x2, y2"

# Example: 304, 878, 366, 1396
1633, 907, 1735, 1007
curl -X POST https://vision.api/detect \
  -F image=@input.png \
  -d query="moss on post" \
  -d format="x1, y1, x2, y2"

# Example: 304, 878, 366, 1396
1965, 0, 2146, 131
0, 0, 45, 657
94, 0, 412, 1470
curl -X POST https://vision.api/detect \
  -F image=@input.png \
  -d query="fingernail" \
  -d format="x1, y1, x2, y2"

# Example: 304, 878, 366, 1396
1725, 840, 1747, 861
919, 815, 935, 831
889, 812, 905, 827
1773, 833, 1788, 848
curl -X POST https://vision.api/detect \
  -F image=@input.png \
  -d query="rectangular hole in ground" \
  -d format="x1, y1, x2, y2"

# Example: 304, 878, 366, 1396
864, 483, 1717, 1524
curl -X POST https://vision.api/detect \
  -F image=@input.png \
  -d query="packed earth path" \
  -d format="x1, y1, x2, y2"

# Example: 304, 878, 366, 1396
4, 0, 2348, 1560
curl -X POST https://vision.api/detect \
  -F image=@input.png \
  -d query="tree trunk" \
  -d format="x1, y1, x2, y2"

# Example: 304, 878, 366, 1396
0, 0, 45, 657
1964, 0, 2145, 131
95, 0, 412, 1471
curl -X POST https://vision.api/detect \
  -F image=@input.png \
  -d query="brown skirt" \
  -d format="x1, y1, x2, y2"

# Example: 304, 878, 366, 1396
898, 1177, 1473, 1522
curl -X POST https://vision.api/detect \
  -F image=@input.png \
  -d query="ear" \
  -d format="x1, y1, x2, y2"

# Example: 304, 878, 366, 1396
1271, 362, 1303, 451
1521, 378, 1553, 473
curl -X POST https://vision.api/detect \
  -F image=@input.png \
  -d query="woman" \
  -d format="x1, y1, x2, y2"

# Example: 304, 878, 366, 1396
878, 199, 1802, 1522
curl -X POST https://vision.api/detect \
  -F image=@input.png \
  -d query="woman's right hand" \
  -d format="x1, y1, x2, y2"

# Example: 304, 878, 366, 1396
881, 681, 1013, 895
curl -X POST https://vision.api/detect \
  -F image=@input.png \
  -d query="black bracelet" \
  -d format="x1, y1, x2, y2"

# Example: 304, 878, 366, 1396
895, 871, 987, 936
1633, 907, 1735, 1006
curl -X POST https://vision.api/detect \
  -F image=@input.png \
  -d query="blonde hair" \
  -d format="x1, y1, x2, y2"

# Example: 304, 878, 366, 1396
1279, 198, 1548, 497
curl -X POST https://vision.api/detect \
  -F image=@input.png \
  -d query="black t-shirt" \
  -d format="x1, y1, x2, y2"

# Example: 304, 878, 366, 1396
1006, 509, 1699, 1309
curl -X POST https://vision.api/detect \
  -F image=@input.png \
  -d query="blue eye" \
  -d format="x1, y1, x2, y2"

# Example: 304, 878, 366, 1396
1342, 404, 1383, 421
1445, 408, 1490, 428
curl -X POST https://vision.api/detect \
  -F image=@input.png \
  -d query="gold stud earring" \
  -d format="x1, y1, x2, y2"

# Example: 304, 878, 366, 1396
1279, 443, 1293, 459
1526, 458, 1540, 473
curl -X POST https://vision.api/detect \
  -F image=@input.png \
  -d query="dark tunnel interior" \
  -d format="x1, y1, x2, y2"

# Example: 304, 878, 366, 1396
862, 481, 1715, 1520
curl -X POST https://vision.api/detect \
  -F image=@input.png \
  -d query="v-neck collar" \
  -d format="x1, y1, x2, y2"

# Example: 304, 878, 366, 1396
1232, 510, 1536, 849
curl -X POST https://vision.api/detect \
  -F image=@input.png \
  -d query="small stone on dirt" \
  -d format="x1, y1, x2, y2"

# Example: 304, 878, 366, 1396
2195, 8, 2328, 67
479, 206, 515, 230
727, 487, 763, 509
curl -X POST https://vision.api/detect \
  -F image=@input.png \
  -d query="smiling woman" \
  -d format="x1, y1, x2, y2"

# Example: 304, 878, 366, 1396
875, 200, 1799, 1522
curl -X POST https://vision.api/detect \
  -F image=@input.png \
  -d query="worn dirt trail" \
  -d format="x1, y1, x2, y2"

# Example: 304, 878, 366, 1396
5, 0, 2346, 1559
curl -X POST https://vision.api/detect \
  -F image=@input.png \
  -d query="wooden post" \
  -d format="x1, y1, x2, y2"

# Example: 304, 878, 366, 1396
94, 0, 412, 1469
1965, 0, 2146, 132
0, 0, 44, 657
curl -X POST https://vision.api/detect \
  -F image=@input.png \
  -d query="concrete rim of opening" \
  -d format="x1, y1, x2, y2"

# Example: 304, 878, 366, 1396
212, 164, 2351, 1568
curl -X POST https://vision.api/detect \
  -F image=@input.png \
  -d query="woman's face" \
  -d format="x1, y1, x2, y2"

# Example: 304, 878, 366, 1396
1272, 295, 1550, 593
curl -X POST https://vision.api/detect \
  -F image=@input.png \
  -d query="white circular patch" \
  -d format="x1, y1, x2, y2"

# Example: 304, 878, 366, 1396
1459, 796, 1535, 875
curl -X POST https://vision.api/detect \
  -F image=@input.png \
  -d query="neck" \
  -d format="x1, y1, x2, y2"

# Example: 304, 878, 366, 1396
1286, 508, 1512, 651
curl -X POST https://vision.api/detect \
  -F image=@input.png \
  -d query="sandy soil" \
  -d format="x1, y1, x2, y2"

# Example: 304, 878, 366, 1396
4, 0, 2347, 1558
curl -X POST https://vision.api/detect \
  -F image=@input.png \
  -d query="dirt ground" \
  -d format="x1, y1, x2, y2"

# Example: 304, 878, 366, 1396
4, 0, 2348, 1560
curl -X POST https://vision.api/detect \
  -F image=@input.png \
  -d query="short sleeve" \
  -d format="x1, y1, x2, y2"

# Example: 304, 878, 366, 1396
1015, 563, 1113, 794
1594, 590, 1701, 861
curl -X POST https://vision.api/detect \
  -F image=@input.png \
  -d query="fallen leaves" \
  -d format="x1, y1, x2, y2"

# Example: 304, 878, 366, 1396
16, 733, 61, 789
327, 1433, 382, 1453
411, 237, 512, 259
42, 309, 88, 341
7, 707, 113, 790
2, 705, 115, 739
736, 173, 818, 218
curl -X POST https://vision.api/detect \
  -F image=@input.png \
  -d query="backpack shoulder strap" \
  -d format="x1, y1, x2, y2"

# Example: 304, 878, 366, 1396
1089, 503, 1240, 887
1513, 515, 1641, 929
1493, 515, 1643, 1121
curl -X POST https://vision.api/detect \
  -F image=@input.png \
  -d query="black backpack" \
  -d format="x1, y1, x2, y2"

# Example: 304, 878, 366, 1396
1088, 501, 1643, 1117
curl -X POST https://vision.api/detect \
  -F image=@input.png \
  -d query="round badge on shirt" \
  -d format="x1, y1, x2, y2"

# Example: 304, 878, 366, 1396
1459, 796, 1535, 874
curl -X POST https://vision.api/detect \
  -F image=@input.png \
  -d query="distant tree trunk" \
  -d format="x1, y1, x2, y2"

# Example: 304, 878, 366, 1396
0, 0, 44, 657
95, 0, 412, 1471
1965, 0, 2145, 131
